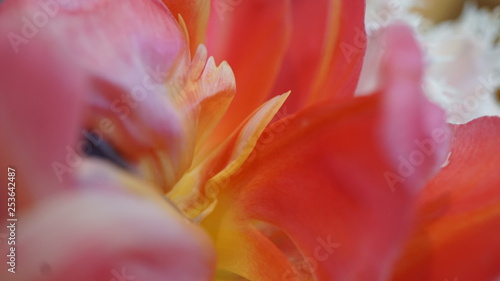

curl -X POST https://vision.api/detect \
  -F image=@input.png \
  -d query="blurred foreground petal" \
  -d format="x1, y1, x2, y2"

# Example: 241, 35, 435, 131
0, 18, 85, 207
0, 191, 215, 281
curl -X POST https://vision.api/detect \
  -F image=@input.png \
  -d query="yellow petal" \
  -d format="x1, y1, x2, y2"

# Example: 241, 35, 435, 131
168, 92, 290, 220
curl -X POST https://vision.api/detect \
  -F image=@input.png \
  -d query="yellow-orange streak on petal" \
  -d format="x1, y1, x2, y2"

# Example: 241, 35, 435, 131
162, 0, 211, 56
305, 0, 342, 104
175, 44, 237, 154
306, 0, 367, 105
139, 44, 235, 192
202, 201, 295, 281
177, 14, 191, 49
205, 0, 292, 150
270, 0, 366, 113
208, 92, 290, 179
167, 93, 290, 220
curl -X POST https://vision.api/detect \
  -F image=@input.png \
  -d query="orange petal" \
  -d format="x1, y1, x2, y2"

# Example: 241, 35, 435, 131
392, 117, 500, 281
199, 23, 449, 280
161, 0, 210, 56
168, 93, 289, 219
199, 97, 415, 280
181, 45, 236, 155
271, 0, 367, 112
207, 206, 295, 280
0, 191, 215, 281
136, 44, 237, 192
205, 0, 292, 145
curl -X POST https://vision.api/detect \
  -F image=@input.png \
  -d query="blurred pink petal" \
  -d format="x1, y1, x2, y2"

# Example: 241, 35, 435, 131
0, 20, 85, 207
0, 191, 215, 281
378, 23, 450, 192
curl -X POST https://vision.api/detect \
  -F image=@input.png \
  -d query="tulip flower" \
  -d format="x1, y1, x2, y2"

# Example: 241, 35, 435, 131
0, 1, 499, 281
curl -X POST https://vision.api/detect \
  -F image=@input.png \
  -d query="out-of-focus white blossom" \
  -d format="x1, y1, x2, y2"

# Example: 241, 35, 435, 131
358, 0, 500, 124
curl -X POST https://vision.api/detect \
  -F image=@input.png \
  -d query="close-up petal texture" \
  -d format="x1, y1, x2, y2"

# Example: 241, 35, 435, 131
1, 0, 499, 280
392, 117, 500, 281
199, 23, 450, 281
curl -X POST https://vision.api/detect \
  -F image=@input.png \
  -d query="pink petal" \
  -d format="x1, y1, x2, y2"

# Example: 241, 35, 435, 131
0, 191, 215, 281
378, 24, 451, 193
0, 17, 86, 206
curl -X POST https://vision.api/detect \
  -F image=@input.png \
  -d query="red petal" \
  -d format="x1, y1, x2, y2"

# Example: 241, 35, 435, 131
270, 0, 366, 112
205, 0, 292, 144
392, 117, 500, 281
200, 24, 449, 280
200, 97, 416, 280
